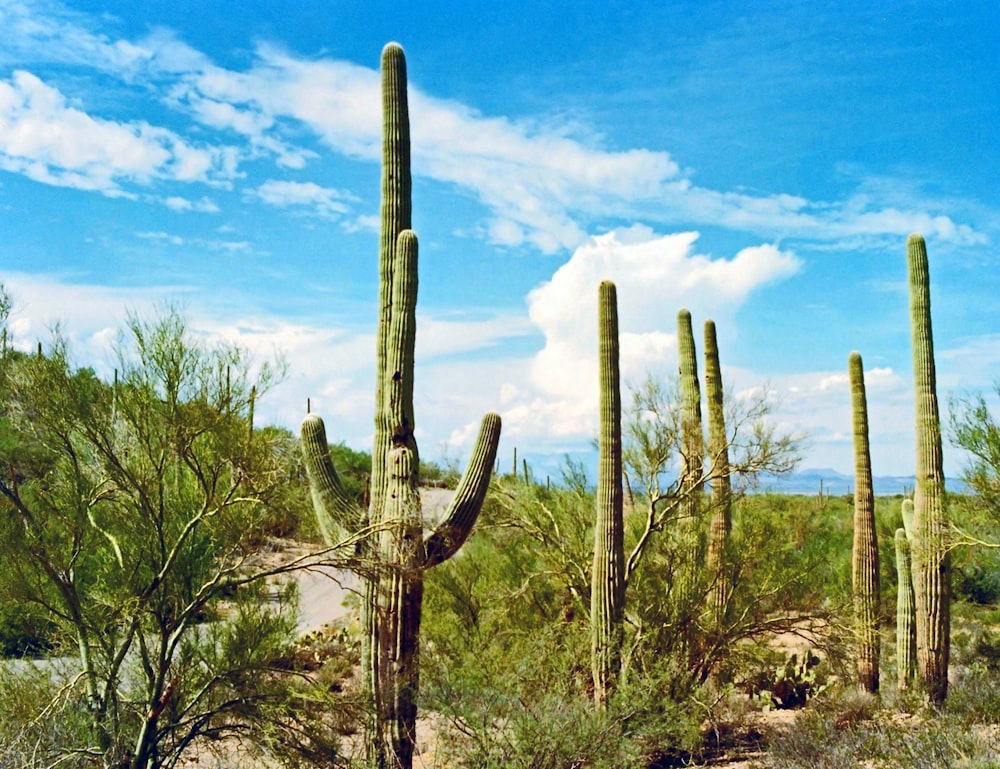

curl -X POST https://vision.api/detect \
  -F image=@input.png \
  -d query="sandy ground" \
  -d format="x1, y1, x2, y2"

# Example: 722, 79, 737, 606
276, 487, 457, 633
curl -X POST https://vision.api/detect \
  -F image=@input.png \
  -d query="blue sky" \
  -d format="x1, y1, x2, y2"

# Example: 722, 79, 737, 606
0, 0, 997, 479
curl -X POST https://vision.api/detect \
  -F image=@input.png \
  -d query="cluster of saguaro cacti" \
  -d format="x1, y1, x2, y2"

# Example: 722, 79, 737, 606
907, 233, 950, 704
704, 319, 732, 624
895, 499, 917, 690
849, 351, 880, 693
300, 43, 501, 769
591, 280, 626, 708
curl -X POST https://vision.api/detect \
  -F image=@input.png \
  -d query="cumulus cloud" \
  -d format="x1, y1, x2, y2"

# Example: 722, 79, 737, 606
484, 226, 801, 447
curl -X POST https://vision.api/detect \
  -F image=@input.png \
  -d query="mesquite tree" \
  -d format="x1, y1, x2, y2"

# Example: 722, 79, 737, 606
849, 351, 880, 693
907, 233, 950, 703
300, 43, 501, 768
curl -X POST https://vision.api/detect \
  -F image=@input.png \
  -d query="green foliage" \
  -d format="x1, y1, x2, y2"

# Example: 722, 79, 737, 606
0, 300, 357, 767
950, 384, 1000, 544
0, 603, 56, 658
764, 672, 1000, 769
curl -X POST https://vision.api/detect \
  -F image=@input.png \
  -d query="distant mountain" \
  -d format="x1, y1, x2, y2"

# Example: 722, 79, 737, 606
755, 468, 967, 496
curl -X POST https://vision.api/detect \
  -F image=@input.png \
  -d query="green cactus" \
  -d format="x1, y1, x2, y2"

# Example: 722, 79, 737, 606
300, 43, 501, 768
592, 280, 626, 708
704, 320, 731, 624
849, 351, 880, 693
895, 512, 917, 690
677, 309, 705, 514
907, 233, 950, 703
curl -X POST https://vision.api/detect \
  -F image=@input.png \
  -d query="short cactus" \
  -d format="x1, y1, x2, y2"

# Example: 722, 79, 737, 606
907, 233, 950, 703
895, 508, 917, 690
849, 351, 879, 693
592, 280, 626, 708
301, 43, 501, 768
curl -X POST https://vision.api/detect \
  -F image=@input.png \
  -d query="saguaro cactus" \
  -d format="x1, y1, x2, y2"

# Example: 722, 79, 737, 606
907, 233, 950, 703
677, 309, 705, 515
849, 351, 880, 693
704, 320, 731, 624
895, 499, 917, 690
592, 280, 626, 708
301, 43, 501, 768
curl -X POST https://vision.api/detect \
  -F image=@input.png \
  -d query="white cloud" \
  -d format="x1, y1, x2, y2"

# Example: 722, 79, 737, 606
0, 7, 989, 253
472, 226, 803, 451
251, 179, 357, 219
0, 70, 239, 194
162, 195, 219, 212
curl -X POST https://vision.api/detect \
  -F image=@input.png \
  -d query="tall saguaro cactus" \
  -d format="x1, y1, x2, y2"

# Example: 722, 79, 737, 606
849, 351, 880, 693
704, 320, 732, 624
677, 309, 705, 516
907, 233, 950, 703
301, 43, 501, 769
592, 281, 626, 708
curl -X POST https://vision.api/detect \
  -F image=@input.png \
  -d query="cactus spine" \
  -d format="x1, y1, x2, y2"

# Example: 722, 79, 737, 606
301, 43, 501, 768
849, 351, 880, 693
895, 499, 917, 690
907, 233, 950, 703
704, 320, 731, 624
592, 280, 626, 708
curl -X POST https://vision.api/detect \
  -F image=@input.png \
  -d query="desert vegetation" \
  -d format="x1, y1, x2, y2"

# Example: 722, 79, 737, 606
2, 41, 1000, 769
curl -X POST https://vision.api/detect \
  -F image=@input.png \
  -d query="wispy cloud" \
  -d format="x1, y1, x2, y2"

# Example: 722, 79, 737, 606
251, 179, 358, 219
0, 70, 239, 194
1, 3, 986, 254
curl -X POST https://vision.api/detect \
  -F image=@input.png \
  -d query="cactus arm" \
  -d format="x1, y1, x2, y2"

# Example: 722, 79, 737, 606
300, 413, 367, 543
591, 280, 625, 707
384, 229, 419, 457
424, 411, 501, 567
849, 351, 880, 693
907, 232, 950, 703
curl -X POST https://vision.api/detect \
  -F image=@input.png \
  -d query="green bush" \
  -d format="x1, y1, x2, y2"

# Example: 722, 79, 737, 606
0, 603, 56, 658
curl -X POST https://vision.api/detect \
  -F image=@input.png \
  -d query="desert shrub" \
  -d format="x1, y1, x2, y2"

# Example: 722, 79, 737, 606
762, 671, 1000, 769
0, 603, 56, 658
0, 660, 93, 768
421, 623, 704, 769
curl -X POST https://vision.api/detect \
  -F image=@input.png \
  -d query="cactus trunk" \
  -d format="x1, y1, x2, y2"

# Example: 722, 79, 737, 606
677, 309, 704, 514
849, 351, 880, 693
301, 43, 501, 769
704, 320, 731, 624
907, 233, 950, 704
592, 280, 626, 708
